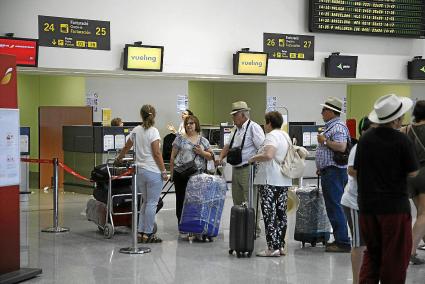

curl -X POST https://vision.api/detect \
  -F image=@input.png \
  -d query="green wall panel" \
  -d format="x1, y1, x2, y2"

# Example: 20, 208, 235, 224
39, 76, 85, 106
189, 81, 267, 126
188, 81, 214, 125
17, 74, 86, 173
347, 84, 411, 137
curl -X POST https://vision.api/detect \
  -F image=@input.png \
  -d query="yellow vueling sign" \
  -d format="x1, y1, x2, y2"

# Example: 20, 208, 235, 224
126, 46, 163, 71
237, 53, 268, 75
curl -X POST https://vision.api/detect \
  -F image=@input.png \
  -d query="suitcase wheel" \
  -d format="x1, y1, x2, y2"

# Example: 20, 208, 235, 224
229, 249, 234, 255
104, 223, 114, 239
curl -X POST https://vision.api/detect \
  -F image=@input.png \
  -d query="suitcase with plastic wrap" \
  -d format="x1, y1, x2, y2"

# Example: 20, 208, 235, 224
178, 173, 227, 241
294, 178, 331, 247
229, 165, 256, 258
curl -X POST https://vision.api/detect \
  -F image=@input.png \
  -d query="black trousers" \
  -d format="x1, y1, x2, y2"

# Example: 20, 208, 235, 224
173, 170, 190, 224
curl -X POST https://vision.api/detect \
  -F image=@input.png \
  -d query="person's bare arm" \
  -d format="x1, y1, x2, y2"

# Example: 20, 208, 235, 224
151, 140, 168, 181
408, 170, 419, 178
115, 139, 134, 162
215, 144, 229, 166
317, 134, 347, 152
248, 145, 276, 163
348, 166, 357, 178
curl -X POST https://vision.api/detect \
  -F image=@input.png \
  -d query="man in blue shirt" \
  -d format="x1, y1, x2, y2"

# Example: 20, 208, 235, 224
316, 97, 351, 252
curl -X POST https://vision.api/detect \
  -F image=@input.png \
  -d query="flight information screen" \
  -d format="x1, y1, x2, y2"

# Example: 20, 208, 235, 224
309, 0, 425, 38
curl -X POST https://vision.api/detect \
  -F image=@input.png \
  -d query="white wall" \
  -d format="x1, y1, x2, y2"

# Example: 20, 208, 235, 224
86, 77, 188, 138
267, 82, 347, 124
2, 0, 425, 80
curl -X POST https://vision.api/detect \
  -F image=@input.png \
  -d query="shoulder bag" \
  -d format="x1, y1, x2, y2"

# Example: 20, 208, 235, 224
174, 137, 200, 178
227, 120, 251, 165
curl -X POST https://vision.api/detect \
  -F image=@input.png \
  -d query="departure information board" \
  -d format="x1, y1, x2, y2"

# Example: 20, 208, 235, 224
309, 0, 425, 38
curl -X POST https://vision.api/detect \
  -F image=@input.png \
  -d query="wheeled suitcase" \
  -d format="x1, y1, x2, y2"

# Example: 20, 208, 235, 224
178, 173, 227, 241
229, 165, 256, 257
294, 181, 331, 247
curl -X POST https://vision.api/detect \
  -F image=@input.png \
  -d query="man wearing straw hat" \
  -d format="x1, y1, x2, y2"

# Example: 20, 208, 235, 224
354, 94, 418, 283
316, 96, 351, 253
217, 101, 265, 235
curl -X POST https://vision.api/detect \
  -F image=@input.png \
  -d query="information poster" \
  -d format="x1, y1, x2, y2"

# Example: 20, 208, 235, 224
38, 15, 110, 50
0, 109, 20, 187
264, 33, 314, 60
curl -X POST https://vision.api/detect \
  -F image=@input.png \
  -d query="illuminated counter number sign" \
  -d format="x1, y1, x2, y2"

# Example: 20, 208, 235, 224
263, 33, 314, 61
38, 15, 110, 50
309, 0, 425, 38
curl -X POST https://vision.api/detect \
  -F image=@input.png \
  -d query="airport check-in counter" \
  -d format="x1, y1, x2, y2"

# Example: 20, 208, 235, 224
62, 125, 133, 193
288, 124, 324, 187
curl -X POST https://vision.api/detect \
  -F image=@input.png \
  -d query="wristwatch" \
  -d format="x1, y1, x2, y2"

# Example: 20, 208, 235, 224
323, 139, 327, 146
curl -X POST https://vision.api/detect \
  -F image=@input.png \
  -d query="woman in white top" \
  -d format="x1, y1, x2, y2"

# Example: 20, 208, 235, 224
116, 104, 168, 243
249, 111, 292, 257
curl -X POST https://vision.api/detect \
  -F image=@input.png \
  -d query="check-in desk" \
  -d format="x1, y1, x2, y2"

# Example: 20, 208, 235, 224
62, 125, 133, 193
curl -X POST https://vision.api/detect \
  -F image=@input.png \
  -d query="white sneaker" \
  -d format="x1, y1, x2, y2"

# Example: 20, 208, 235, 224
256, 249, 280, 257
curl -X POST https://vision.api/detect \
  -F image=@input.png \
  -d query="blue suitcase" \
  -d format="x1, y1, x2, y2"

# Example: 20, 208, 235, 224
178, 173, 227, 240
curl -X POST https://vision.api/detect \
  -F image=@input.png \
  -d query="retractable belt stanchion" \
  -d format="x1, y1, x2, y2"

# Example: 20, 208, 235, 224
120, 134, 151, 254
42, 158, 69, 233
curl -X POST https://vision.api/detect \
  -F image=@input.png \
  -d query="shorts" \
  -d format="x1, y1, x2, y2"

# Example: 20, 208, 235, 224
407, 166, 425, 198
343, 205, 365, 248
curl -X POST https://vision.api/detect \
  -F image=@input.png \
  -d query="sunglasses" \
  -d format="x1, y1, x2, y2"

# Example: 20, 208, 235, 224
185, 121, 195, 125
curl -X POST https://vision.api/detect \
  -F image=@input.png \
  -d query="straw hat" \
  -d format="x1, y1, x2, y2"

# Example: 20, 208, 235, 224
368, 94, 413, 124
320, 97, 343, 113
230, 101, 251, 115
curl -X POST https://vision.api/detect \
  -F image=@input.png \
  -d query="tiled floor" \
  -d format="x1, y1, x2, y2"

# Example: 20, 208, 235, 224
19, 188, 425, 284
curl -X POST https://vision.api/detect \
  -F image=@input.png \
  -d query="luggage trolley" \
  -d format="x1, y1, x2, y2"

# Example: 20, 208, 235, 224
88, 158, 175, 239
102, 158, 136, 239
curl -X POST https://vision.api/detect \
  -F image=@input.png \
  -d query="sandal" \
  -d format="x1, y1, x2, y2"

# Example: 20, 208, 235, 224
142, 233, 162, 243
256, 249, 280, 257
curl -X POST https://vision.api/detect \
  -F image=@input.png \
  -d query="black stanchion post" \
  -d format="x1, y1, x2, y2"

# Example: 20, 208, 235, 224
42, 158, 69, 233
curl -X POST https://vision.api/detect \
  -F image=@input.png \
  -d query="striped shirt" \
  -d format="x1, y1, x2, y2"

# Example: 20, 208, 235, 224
316, 117, 350, 170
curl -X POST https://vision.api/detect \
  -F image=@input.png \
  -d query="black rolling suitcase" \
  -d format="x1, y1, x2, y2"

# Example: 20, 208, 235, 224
229, 165, 256, 258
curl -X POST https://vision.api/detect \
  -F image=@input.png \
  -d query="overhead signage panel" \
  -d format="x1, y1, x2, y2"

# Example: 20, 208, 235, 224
309, 0, 425, 38
263, 33, 314, 60
236, 52, 268, 75
38, 15, 110, 50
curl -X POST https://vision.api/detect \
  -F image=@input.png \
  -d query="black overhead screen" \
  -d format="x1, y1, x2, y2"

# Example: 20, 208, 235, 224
309, 0, 425, 38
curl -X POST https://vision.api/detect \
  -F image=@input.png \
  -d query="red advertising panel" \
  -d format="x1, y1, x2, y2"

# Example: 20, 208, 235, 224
0, 37, 38, 67
0, 53, 19, 274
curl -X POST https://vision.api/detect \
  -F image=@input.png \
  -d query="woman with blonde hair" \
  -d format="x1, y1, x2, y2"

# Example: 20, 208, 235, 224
116, 104, 168, 243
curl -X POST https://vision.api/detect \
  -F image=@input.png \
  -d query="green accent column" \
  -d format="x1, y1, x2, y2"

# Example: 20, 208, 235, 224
347, 84, 411, 137
17, 74, 86, 173
189, 81, 266, 126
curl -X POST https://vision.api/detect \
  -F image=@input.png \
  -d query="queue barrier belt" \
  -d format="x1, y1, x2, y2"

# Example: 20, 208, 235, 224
20, 158, 133, 182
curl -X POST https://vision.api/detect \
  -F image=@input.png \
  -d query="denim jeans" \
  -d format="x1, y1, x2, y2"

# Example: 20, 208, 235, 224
137, 168, 163, 234
320, 166, 350, 246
